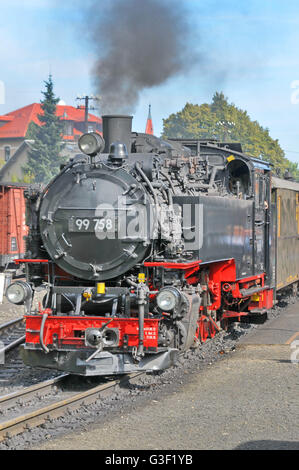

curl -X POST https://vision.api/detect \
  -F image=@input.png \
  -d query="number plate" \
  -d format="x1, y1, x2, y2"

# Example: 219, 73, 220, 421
69, 217, 116, 233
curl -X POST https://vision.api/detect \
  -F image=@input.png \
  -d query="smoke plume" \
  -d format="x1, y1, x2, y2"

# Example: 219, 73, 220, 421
87, 0, 197, 114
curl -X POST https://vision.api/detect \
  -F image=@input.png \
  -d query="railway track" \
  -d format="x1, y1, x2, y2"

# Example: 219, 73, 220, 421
0, 371, 143, 442
1, 290, 297, 445
0, 318, 25, 354
0, 318, 26, 384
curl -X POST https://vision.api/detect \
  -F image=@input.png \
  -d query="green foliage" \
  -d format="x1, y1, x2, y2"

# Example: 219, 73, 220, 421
11, 174, 18, 183
8, 172, 35, 184
22, 171, 35, 183
163, 92, 299, 180
26, 121, 38, 140
24, 75, 65, 183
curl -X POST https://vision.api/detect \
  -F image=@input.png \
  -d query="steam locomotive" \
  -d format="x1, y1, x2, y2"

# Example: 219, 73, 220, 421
6, 115, 299, 375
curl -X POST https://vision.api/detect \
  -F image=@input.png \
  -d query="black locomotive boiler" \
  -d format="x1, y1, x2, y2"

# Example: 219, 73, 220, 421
6, 115, 299, 375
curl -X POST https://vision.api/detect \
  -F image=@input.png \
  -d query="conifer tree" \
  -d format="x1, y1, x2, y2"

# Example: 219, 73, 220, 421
24, 76, 65, 183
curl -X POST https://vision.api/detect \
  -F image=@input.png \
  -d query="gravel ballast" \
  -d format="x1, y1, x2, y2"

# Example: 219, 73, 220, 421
0, 289, 297, 450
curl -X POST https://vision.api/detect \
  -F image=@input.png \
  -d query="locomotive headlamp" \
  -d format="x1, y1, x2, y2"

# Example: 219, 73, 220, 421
156, 287, 181, 312
6, 281, 32, 305
78, 132, 105, 156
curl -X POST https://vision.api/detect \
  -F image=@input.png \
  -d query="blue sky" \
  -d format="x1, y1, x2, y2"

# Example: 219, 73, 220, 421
0, 0, 299, 164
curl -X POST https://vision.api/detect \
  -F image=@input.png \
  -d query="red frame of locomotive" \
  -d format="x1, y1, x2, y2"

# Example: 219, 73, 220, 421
17, 258, 274, 348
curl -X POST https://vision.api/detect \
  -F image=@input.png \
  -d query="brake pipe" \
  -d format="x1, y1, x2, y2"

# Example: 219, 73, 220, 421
39, 313, 49, 354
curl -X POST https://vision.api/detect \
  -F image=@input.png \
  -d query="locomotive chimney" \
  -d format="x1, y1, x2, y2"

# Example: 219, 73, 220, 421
102, 115, 133, 154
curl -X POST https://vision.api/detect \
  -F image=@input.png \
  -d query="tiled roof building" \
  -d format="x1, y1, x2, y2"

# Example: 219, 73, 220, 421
0, 103, 102, 182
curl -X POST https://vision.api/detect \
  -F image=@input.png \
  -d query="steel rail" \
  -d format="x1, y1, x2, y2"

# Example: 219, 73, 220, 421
0, 372, 143, 442
0, 335, 26, 355
0, 317, 24, 333
0, 317, 25, 355
0, 374, 68, 413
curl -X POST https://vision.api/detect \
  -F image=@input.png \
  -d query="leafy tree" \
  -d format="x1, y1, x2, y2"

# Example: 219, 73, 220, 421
24, 75, 65, 183
163, 93, 299, 180
22, 171, 35, 183
11, 174, 18, 183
